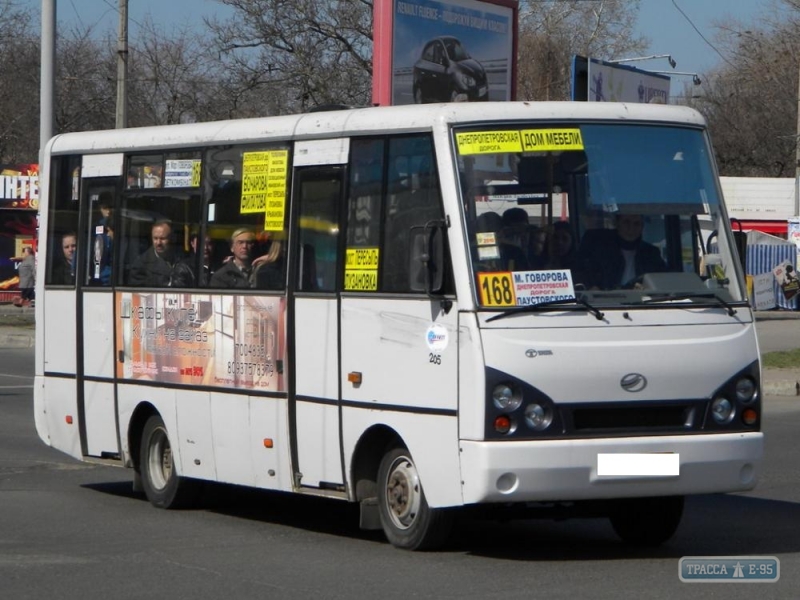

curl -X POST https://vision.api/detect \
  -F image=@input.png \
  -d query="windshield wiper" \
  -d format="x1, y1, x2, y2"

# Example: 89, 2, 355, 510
638, 292, 737, 316
486, 296, 605, 322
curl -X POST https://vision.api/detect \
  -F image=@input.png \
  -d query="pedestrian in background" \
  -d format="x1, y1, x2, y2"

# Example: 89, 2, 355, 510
18, 246, 36, 307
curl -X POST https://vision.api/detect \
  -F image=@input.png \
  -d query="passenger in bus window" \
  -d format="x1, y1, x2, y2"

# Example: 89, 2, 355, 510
252, 236, 285, 290
91, 195, 114, 285
171, 233, 214, 288
52, 232, 77, 285
210, 228, 257, 288
578, 213, 667, 289
128, 220, 178, 287
544, 221, 578, 271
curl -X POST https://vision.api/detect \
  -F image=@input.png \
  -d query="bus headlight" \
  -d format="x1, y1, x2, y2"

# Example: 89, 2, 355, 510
524, 403, 553, 431
492, 383, 522, 411
711, 397, 735, 424
735, 377, 757, 403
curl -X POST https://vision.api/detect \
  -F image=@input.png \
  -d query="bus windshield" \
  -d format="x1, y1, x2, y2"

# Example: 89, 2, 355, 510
455, 123, 746, 310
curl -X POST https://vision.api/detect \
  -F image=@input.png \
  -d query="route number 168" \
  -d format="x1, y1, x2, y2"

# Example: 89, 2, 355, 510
478, 273, 515, 307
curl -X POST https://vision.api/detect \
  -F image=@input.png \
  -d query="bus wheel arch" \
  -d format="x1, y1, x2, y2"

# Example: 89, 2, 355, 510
137, 412, 201, 509
351, 425, 400, 504
376, 445, 454, 550
128, 402, 158, 476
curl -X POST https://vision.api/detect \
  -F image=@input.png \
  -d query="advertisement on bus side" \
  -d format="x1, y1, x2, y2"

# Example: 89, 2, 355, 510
115, 292, 287, 392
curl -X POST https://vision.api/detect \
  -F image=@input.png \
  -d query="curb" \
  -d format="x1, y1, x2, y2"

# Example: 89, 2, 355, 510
763, 378, 800, 397
0, 331, 34, 349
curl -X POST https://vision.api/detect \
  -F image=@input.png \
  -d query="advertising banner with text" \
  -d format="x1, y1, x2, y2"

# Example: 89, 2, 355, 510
116, 292, 287, 392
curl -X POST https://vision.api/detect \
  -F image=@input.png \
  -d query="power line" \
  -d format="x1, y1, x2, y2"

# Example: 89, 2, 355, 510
670, 0, 736, 69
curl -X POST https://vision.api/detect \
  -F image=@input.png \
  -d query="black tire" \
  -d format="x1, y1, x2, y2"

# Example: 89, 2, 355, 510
139, 414, 200, 509
377, 447, 454, 550
609, 495, 684, 546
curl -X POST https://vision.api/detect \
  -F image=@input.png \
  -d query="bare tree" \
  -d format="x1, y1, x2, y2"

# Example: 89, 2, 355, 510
516, 0, 648, 101
0, 1, 40, 162
55, 25, 117, 134
206, 0, 374, 112
688, 1, 800, 176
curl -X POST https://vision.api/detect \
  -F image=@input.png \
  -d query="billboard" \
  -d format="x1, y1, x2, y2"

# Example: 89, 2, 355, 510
572, 56, 671, 103
373, 0, 518, 106
0, 163, 39, 210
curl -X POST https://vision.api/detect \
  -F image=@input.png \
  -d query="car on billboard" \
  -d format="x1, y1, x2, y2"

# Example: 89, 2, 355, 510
412, 36, 488, 103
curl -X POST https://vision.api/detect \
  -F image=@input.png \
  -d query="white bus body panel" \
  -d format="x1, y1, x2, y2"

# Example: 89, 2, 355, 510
84, 381, 118, 456
477, 312, 757, 409
37, 376, 82, 460
43, 290, 76, 374
342, 409, 462, 508
294, 297, 341, 488
176, 390, 216, 481
210, 391, 249, 485
457, 309, 763, 504
460, 432, 763, 504
209, 393, 292, 491
82, 293, 115, 378
339, 297, 462, 508
249, 397, 293, 491
82, 292, 118, 457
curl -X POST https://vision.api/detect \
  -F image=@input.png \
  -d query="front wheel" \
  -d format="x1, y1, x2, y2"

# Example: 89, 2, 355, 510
377, 447, 453, 550
140, 414, 200, 509
609, 495, 684, 546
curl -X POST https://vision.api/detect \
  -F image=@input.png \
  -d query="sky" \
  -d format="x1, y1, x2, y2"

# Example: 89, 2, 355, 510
31, 0, 780, 83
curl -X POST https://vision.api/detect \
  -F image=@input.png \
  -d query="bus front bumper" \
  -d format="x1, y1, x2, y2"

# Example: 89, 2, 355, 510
459, 432, 763, 505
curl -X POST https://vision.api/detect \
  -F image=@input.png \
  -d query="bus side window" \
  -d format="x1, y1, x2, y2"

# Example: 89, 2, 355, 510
382, 136, 446, 293
46, 156, 81, 287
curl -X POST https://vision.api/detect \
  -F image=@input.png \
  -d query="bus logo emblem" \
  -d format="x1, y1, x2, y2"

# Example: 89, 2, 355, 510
620, 373, 647, 392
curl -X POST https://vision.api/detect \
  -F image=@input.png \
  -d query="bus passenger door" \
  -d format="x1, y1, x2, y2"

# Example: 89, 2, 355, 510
78, 166, 122, 458
289, 157, 346, 491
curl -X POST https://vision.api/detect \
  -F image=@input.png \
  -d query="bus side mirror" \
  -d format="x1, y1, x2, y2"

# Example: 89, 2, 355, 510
409, 222, 445, 294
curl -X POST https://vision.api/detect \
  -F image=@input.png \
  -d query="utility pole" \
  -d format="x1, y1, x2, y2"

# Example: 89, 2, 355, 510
116, 0, 128, 129
795, 59, 800, 216
40, 0, 56, 161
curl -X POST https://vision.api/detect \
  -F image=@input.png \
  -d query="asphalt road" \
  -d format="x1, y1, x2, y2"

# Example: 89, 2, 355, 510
2, 347, 798, 599
756, 315, 800, 354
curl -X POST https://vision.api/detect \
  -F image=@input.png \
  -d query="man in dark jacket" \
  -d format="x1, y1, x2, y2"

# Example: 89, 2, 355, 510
171, 233, 214, 288
578, 213, 667, 290
128, 220, 177, 287
210, 228, 256, 288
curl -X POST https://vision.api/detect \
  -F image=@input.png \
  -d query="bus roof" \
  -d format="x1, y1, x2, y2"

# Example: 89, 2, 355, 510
45, 101, 707, 156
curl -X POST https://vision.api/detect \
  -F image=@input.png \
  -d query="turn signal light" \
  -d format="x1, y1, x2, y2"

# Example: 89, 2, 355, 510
742, 408, 758, 426
494, 415, 512, 434
65, 415, 73, 425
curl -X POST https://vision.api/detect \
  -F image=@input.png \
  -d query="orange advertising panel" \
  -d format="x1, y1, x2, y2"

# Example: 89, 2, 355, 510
116, 292, 286, 392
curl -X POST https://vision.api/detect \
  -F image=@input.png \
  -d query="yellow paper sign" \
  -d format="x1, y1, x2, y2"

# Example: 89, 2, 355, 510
520, 129, 584, 152
456, 131, 522, 155
344, 247, 380, 291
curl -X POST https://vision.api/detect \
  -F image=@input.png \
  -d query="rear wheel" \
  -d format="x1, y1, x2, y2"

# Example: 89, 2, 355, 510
140, 414, 200, 508
377, 447, 453, 550
609, 496, 684, 546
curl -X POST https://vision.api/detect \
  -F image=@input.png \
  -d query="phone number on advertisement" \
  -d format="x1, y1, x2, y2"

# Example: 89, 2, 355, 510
227, 361, 273, 377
